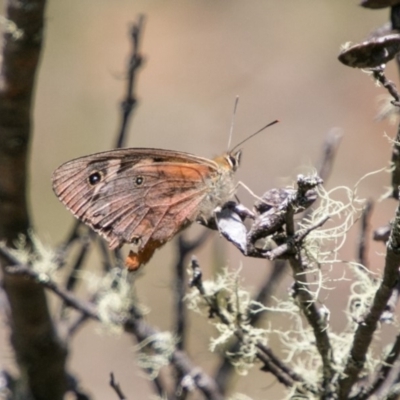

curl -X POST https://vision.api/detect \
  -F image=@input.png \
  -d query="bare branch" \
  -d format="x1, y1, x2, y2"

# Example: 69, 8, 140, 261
353, 332, 400, 399
110, 373, 127, 400
289, 254, 335, 394
357, 200, 374, 270
338, 199, 400, 399
0, 1, 69, 399
188, 258, 317, 395
2, 248, 224, 400
115, 15, 145, 148
214, 260, 288, 393
174, 232, 209, 350
316, 129, 343, 182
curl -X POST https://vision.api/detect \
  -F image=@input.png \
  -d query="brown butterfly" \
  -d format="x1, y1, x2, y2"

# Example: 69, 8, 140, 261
52, 148, 241, 270
52, 121, 277, 270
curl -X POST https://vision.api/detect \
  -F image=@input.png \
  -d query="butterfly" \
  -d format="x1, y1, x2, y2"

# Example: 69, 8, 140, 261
52, 121, 278, 270
52, 148, 241, 270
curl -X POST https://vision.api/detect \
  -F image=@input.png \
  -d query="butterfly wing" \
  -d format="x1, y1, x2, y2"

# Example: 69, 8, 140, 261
52, 148, 219, 255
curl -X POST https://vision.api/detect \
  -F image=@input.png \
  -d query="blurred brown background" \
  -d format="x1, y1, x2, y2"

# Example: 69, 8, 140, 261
0, 1, 396, 399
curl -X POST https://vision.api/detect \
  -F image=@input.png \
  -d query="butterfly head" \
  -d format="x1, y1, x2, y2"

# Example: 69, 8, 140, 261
226, 149, 242, 172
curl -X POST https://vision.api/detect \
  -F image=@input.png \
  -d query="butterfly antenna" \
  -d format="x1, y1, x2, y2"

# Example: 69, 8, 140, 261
227, 95, 240, 151
230, 119, 279, 153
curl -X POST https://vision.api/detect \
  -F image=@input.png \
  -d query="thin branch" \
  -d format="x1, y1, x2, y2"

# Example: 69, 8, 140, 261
338, 198, 400, 399
2, 250, 223, 400
382, 361, 400, 400
115, 15, 145, 148
372, 66, 400, 103
357, 200, 373, 270
353, 332, 400, 400
261, 216, 330, 260
288, 254, 335, 394
214, 260, 288, 393
110, 373, 126, 400
189, 258, 316, 395
173, 232, 208, 400
391, 119, 400, 199
174, 232, 209, 350
5, 263, 99, 320
55, 15, 146, 271
316, 129, 343, 183
391, 4, 400, 81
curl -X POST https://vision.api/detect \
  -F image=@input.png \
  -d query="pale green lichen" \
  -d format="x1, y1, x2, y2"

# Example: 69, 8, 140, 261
186, 267, 267, 375
7, 232, 58, 279
135, 332, 178, 379
81, 268, 142, 332
0, 15, 24, 39
186, 168, 394, 392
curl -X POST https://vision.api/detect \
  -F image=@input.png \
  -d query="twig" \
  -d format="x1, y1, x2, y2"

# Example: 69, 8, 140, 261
316, 129, 343, 183
2, 251, 224, 400
54, 220, 82, 268
174, 232, 209, 350
353, 332, 400, 399
289, 253, 335, 393
261, 216, 330, 260
5, 263, 99, 320
66, 372, 91, 400
214, 260, 288, 393
115, 15, 145, 148
173, 232, 208, 400
357, 200, 373, 270
189, 258, 316, 395
391, 120, 400, 199
382, 361, 400, 400
372, 66, 400, 103
96, 237, 114, 272
392, 4, 400, 76
110, 373, 126, 400
66, 312, 90, 338
64, 233, 92, 292
55, 15, 146, 272
338, 198, 400, 399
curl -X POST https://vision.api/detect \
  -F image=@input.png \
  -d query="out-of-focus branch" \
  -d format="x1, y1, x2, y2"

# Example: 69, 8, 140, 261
173, 232, 209, 399
115, 15, 145, 148
174, 232, 209, 350
315, 129, 343, 183
2, 249, 224, 400
357, 200, 373, 270
0, 1, 68, 399
55, 15, 146, 288
110, 373, 127, 400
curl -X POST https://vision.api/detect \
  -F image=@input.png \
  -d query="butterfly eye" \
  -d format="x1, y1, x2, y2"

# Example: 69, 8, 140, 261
135, 176, 144, 186
88, 171, 102, 186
